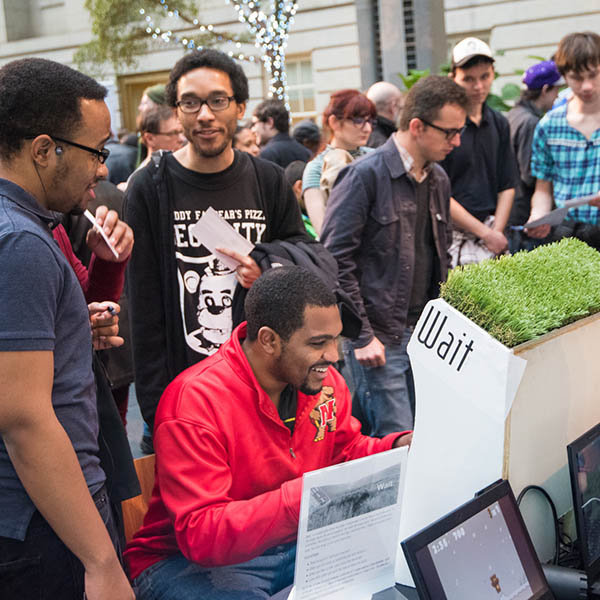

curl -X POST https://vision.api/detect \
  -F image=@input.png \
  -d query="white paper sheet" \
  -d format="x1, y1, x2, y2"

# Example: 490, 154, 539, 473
84, 209, 119, 259
524, 194, 599, 228
188, 206, 255, 270
295, 448, 408, 600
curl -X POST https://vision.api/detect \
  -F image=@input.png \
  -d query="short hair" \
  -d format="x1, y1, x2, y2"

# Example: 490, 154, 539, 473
166, 48, 249, 107
233, 122, 252, 143
554, 32, 600, 75
284, 160, 306, 187
520, 88, 544, 102
0, 58, 107, 160
323, 89, 376, 124
451, 55, 494, 75
292, 119, 321, 146
139, 105, 176, 134
399, 76, 468, 131
245, 266, 336, 341
254, 99, 290, 134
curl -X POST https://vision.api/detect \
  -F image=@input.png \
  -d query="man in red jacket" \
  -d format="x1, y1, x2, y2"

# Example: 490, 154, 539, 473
125, 266, 411, 599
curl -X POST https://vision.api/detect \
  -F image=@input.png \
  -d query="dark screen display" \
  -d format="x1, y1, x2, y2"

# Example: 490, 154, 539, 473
573, 434, 600, 570
411, 493, 548, 599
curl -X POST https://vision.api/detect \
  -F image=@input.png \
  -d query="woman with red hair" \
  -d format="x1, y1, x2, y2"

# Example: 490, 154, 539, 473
302, 89, 376, 235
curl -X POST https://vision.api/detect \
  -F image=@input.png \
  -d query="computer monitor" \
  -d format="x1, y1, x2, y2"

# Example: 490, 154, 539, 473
401, 480, 553, 600
567, 422, 600, 583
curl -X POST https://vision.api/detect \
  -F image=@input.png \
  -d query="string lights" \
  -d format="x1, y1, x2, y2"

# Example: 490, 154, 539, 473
137, 1, 257, 62
138, 0, 298, 108
229, 0, 298, 107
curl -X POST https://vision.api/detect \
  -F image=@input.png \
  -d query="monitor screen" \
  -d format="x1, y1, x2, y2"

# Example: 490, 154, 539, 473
567, 422, 600, 581
401, 480, 553, 600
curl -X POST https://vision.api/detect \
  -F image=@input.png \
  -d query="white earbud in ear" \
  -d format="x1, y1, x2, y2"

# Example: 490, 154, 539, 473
55, 146, 63, 155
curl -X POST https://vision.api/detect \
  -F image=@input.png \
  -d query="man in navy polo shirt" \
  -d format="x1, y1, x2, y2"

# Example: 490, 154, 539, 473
441, 37, 519, 266
0, 59, 133, 600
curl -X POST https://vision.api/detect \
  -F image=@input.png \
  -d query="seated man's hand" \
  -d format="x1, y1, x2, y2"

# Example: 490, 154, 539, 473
87, 205, 134, 262
216, 247, 261, 289
481, 227, 508, 255
354, 337, 386, 368
392, 432, 413, 449
89, 302, 123, 350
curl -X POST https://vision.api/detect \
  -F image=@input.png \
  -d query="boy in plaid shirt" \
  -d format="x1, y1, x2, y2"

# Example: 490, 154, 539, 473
527, 32, 600, 247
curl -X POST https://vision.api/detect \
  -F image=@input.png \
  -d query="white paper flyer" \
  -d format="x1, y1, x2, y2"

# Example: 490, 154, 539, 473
295, 447, 408, 600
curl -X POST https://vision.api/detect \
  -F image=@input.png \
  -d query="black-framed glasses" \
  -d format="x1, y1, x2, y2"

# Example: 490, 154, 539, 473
176, 95, 236, 114
25, 135, 110, 164
347, 116, 377, 127
419, 118, 466, 141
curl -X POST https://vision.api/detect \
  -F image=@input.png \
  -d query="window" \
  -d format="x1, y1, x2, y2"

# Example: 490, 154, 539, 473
286, 57, 316, 123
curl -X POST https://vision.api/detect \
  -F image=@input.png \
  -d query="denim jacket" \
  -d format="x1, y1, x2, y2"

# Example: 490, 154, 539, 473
321, 136, 452, 348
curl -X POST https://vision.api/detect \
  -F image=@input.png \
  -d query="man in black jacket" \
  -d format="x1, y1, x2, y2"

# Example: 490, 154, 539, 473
124, 49, 308, 435
321, 76, 467, 436
252, 99, 311, 167
366, 81, 404, 148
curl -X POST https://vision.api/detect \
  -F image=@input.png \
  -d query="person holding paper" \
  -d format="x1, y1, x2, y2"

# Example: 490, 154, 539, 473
506, 60, 563, 252
125, 266, 412, 599
321, 76, 467, 436
526, 32, 600, 249
0, 58, 133, 600
124, 49, 308, 442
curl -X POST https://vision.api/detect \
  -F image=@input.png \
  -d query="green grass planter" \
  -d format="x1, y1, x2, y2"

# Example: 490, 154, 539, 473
440, 238, 600, 348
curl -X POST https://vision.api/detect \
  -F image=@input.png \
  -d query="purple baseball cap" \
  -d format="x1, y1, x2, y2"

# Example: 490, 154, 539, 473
522, 60, 564, 90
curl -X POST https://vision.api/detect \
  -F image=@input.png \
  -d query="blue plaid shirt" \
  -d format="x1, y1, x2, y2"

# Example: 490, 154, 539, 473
531, 104, 600, 224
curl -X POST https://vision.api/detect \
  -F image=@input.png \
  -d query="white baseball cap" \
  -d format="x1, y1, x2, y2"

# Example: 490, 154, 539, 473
452, 37, 494, 68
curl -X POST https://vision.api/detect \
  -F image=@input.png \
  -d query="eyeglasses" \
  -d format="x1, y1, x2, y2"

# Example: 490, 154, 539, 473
155, 129, 185, 137
176, 95, 236, 114
347, 116, 377, 127
419, 118, 466, 141
25, 135, 110, 164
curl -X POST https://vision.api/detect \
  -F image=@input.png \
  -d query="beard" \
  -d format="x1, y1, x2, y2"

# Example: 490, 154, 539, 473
192, 135, 231, 158
298, 380, 324, 396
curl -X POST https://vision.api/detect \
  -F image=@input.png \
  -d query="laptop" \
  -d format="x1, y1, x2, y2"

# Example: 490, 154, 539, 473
401, 480, 554, 599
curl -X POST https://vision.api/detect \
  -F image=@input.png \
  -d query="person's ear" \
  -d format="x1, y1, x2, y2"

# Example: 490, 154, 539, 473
257, 326, 281, 357
292, 179, 303, 201
237, 101, 246, 120
327, 114, 339, 132
141, 132, 154, 148
408, 117, 424, 137
29, 134, 55, 167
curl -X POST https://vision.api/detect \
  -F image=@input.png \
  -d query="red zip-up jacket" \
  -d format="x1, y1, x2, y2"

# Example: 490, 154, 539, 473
125, 323, 403, 579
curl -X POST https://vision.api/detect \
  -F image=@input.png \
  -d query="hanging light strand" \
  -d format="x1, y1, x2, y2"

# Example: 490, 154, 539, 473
137, 2, 258, 61
229, 0, 298, 109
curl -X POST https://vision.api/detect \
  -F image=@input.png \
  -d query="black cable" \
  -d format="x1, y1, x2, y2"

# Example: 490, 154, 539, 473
517, 484, 560, 565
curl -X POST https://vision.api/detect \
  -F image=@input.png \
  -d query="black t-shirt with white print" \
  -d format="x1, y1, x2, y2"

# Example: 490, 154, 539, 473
166, 150, 267, 363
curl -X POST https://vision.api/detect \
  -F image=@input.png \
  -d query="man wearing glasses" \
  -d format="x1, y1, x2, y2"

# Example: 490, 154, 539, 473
0, 58, 133, 599
124, 49, 307, 442
321, 76, 468, 436
441, 37, 520, 266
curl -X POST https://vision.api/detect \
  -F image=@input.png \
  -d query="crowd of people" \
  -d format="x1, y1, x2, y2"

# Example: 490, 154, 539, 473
0, 26, 599, 600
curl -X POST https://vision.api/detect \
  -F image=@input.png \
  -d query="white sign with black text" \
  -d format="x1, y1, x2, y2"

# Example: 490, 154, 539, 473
396, 299, 527, 585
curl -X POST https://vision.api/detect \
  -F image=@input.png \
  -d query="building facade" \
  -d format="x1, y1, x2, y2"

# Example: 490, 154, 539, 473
0, 1, 596, 131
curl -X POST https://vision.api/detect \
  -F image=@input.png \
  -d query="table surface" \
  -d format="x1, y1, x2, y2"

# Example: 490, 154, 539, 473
270, 583, 419, 599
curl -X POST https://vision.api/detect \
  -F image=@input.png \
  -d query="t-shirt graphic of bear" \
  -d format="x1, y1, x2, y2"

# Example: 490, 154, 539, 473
168, 153, 266, 363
